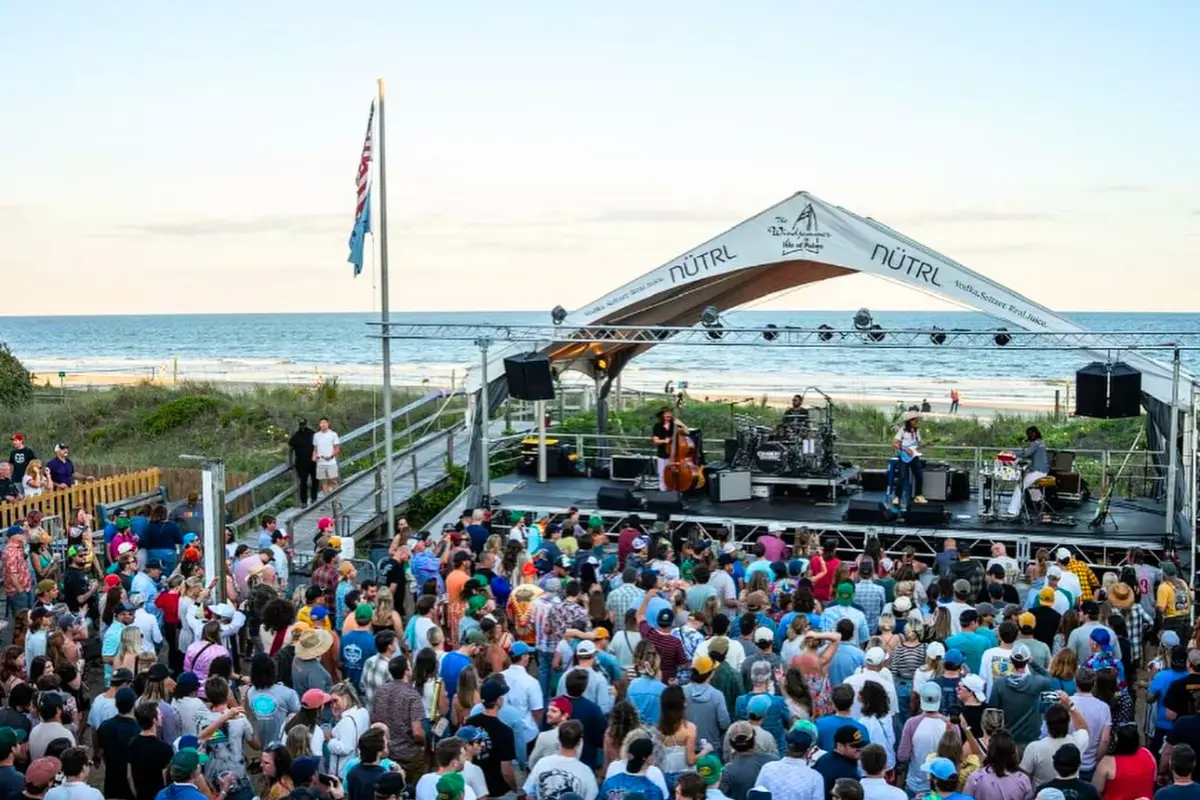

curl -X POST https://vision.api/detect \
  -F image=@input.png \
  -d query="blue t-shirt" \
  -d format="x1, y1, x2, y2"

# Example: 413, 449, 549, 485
815, 715, 869, 752
627, 676, 666, 725
340, 630, 377, 690
735, 692, 788, 754
440, 651, 472, 701
1155, 784, 1200, 800
945, 631, 991, 674
827, 644, 865, 686
466, 524, 489, 554
1152, 667, 1190, 731
599, 772, 666, 800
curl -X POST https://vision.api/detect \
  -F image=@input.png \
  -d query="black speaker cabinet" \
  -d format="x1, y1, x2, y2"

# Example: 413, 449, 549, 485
859, 469, 890, 492
596, 486, 637, 511
643, 490, 684, 515
1075, 361, 1141, 419
903, 503, 948, 526
504, 352, 556, 401
845, 499, 893, 523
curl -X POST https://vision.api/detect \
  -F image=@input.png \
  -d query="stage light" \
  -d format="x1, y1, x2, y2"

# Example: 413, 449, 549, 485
994, 328, 1012, 347
930, 327, 947, 345
706, 323, 724, 341
867, 324, 886, 343
595, 355, 609, 372
762, 324, 779, 342
853, 308, 873, 331
700, 305, 721, 327
818, 324, 835, 342
550, 305, 567, 325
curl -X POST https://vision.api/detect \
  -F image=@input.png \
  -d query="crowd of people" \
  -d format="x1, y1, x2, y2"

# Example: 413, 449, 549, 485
2, 464, 1200, 800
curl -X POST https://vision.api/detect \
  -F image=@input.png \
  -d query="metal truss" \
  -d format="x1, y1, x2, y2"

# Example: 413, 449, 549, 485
372, 322, 1200, 352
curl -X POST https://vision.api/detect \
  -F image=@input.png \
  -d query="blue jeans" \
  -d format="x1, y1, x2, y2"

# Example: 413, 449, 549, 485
538, 649, 555, 701
6, 590, 30, 619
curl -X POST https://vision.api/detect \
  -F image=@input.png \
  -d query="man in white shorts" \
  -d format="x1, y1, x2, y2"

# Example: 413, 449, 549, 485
312, 417, 341, 496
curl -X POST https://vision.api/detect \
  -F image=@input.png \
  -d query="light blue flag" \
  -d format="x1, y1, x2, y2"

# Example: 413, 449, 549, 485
348, 189, 371, 276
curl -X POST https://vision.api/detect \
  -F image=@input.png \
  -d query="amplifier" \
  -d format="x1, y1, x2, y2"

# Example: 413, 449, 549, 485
846, 499, 894, 523
597, 486, 638, 511
860, 469, 890, 492
1050, 450, 1076, 473
904, 502, 949, 526
708, 470, 752, 502
924, 469, 950, 502
644, 490, 684, 515
950, 470, 971, 501
611, 454, 652, 482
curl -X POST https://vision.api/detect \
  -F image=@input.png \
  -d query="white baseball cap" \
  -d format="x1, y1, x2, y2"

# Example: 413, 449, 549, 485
926, 642, 946, 659
865, 647, 887, 667
961, 673, 987, 702
576, 640, 597, 657
754, 626, 775, 643
1055, 547, 1072, 561
1047, 564, 1063, 578
892, 596, 913, 613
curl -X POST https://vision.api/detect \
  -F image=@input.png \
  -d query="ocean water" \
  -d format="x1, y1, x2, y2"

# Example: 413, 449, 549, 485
2, 311, 1198, 404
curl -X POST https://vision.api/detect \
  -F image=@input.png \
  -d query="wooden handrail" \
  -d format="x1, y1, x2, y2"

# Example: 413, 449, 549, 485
0, 468, 162, 528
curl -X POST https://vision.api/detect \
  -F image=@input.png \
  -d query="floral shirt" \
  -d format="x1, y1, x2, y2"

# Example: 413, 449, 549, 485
370, 680, 426, 761
544, 598, 589, 650
532, 593, 562, 652
2, 543, 31, 594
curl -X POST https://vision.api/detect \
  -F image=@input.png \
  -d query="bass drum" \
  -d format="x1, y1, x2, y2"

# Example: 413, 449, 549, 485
754, 441, 791, 475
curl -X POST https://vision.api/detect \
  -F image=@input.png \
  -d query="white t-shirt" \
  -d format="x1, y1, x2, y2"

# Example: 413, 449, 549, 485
707, 571, 737, 607
45, 782, 104, 800
987, 556, 1020, 583
861, 777, 908, 800
523, 753, 599, 800
411, 617, 437, 655
1057, 571, 1083, 603
944, 601, 974, 635
1020, 730, 1090, 787
979, 646, 1014, 697
895, 427, 920, 453
416, 774, 478, 800
313, 429, 341, 461
463, 762, 488, 799
605, 762, 670, 799
691, 637, 746, 672
173, 696, 209, 737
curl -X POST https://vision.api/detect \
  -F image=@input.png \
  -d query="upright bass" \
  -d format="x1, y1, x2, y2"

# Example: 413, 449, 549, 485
662, 399, 705, 493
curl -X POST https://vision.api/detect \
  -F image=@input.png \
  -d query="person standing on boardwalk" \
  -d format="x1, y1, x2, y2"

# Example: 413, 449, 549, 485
313, 417, 342, 497
288, 419, 318, 505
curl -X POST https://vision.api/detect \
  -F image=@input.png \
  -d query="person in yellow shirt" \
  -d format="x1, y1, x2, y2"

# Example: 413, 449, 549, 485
1158, 562, 1192, 638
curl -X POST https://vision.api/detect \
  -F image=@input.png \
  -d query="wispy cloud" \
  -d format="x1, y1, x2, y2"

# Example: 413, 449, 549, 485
116, 213, 348, 237
888, 209, 1057, 225
588, 208, 738, 224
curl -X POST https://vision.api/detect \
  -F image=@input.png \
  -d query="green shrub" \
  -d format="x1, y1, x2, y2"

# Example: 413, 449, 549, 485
144, 396, 222, 435
0, 343, 33, 406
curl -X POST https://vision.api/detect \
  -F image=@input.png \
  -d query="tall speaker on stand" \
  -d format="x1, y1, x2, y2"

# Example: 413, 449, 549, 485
504, 353, 557, 482
1075, 362, 1141, 419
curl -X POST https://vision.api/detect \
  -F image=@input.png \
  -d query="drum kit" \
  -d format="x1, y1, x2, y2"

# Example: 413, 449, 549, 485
731, 403, 839, 478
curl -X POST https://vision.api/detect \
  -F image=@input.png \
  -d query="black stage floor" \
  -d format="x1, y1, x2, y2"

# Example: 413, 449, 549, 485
492, 475, 1172, 548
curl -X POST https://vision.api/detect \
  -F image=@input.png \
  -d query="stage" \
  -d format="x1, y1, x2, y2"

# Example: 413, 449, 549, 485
489, 474, 1174, 565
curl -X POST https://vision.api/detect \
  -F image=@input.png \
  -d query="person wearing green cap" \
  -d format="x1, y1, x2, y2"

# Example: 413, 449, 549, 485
458, 594, 492, 644
818, 582, 869, 645
340, 604, 379, 689
435, 771, 466, 800
695, 752, 731, 800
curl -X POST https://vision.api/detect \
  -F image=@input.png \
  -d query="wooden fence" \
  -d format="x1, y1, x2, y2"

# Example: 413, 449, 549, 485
0, 468, 162, 528
75, 464, 251, 519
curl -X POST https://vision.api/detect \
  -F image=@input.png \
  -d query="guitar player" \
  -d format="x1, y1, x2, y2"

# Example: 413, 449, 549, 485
892, 411, 927, 506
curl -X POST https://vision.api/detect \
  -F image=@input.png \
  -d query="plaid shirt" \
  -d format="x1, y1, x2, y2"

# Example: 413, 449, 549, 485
606, 584, 644, 630
312, 563, 338, 593
819, 604, 869, 645
1067, 559, 1100, 602
532, 594, 561, 651
1116, 603, 1154, 662
854, 580, 886, 635
360, 653, 392, 707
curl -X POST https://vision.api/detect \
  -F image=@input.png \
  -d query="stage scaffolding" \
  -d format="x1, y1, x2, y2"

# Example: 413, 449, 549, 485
372, 321, 1198, 575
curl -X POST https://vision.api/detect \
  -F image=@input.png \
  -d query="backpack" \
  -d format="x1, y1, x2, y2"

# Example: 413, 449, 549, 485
1174, 579, 1191, 614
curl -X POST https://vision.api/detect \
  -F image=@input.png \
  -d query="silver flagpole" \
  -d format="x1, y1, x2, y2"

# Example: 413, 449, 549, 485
377, 78, 397, 541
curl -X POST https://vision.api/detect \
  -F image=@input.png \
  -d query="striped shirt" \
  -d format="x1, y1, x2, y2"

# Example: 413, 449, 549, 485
889, 642, 927, 681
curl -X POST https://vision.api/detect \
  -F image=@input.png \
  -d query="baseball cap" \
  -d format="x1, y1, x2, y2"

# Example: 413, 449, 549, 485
925, 642, 946, 660
786, 726, 815, 751
176, 672, 200, 692
693, 655, 715, 675
290, 755, 322, 784
962, 674, 987, 702
467, 595, 488, 615
1047, 564, 1063, 579
0, 727, 26, 747
865, 647, 887, 667
147, 663, 169, 681
103, 574, 121, 589
576, 640, 597, 658
111, 667, 134, 685
754, 626, 775, 644
1018, 611, 1036, 630
35, 579, 55, 595
1164, 562, 1179, 577
1010, 642, 1033, 664
1162, 630, 1182, 649
456, 725, 485, 743
655, 608, 674, 628
919, 681, 942, 712
115, 601, 135, 614
1090, 628, 1113, 649
747, 694, 772, 719
171, 749, 207, 773
25, 757, 61, 788
708, 636, 730, 656
892, 596, 913, 613
975, 602, 997, 618
728, 721, 757, 751
631, 537, 648, 550
1037, 791, 1066, 800
1039, 587, 1057, 606
452, 551, 472, 564
464, 629, 488, 646
509, 641, 534, 657
549, 697, 573, 716
301, 688, 333, 708
480, 678, 510, 705
834, 725, 865, 748
309, 604, 329, 621
355, 603, 374, 624
56, 612, 80, 630
436, 772, 466, 800
922, 757, 957, 781
696, 754, 723, 785
746, 591, 770, 608
835, 582, 855, 603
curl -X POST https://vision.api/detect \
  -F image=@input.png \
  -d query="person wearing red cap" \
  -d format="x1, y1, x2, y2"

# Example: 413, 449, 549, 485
8, 434, 35, 486
528, 696, 573, 770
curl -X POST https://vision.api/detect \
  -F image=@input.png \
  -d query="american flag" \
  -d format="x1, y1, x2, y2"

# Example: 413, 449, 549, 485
348, 101, 375, 276
355, 101, 375, 220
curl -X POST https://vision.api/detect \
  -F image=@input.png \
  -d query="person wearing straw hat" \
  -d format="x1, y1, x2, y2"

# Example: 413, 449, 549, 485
891, 411, 926, 506
291, 627, 334, 706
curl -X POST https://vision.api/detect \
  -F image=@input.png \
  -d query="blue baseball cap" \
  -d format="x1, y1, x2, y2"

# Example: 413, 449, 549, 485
922, 757, 958, 781
747, 694, 772, 719
943, 648, 965, 669
310, 605, 328, 620
456, 725, 485, 743
509, 641, 534, 658
785, 727, 814, 751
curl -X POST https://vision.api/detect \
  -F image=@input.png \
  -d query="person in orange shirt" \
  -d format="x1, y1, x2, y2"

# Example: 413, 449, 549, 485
446, 551, 473, 645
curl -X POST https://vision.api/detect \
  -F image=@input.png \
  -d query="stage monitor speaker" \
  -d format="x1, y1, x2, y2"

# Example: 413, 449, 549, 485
949, 469, 971, 501
644, 490, 684, 515
859, 469, 890, 492
1075, 361, 1141, 419
904, 503, 948, 526
1050, 450, 1076, 473
724, 438, 739, 463
504, 353, 555, 401
596, 486, 637, 511
923, 469, 949, 502
845, 499, 893, 523
611, 454, 652, 482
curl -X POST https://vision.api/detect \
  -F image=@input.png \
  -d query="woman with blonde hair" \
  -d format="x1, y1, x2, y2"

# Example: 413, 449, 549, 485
627, 644, 667, 725
1048, 648, 1079, 693
876, 614, 901, 652
779, 614, 811, 665
327, 681, 370, 776
113, 625, 144, 675
21, 459, 50, 497
285, 724, 313, 759
178, 576, 207, 651
738, 572, 770, 607
452, 666, 480, 727
913, 641, 946, 695
371, 586, 404, 636
926, 605, 952, 643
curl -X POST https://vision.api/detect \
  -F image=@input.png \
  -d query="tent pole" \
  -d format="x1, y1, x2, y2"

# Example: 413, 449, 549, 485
1167, 348, 1181, 539
477, 338, 491, 502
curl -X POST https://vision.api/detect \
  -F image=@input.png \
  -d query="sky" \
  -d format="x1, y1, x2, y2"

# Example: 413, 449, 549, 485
2, 2, 1198, 316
